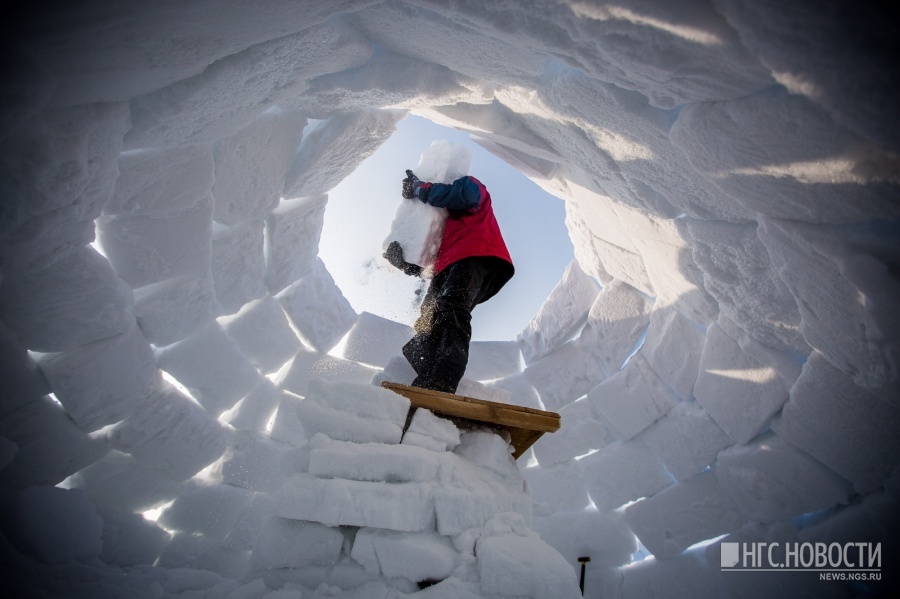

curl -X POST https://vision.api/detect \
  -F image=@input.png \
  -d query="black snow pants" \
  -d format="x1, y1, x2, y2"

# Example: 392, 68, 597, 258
402, 256, 513, 394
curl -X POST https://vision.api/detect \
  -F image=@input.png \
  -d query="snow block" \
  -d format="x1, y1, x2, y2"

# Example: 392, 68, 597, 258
351, 528, 456, 582
275, 474, 435, 532
96, 196, 213, 289
133, 273, 220, 347
219, 295, 300, 374
484, 372, 543, 411
108, 383, 229, 480
694, 322, 790, 444
637, 401, 732, 482
464, 340, 522, 381
532, 509, 636, 568
284, 109, 404, 199
454, 431, 519, 483
623, 471, 748, 559
310, 378, 410, 425
341, 312, 414, 369
588, 354, 676, 441
522, 460, 590, 515
531, 398, 612, 467
35, 323, 159, 432
275, 348, 379, 398
104, 144, 215, 216
155, 322, 261, 416
518, 259, 599, 365
579, 279, 654, 376
219, 432, 284, 492
98, 507, 171, 566
210, 220, 267, 315
158, 482, 255, 543
522, 339, 606, 411
297, 397, 403, 446
771, 352, 900, 494
125, 19, 372, 148
0, 318, 51, 416
212, 109, 307, 225
310, 435, 441, 483
685, 218, 807, 352
454, 378, 513, 405
264, 194, 328, 293
0, 395, 109, 487
476, 533, 581, 598
62, 450, 183, 513
401, 408, 460, 453
432, 484, 532, 538
267, 395, 308, 448
251, 516, 344, 570
619, 546, 727, 599
758, 216, 900, 392
640, 306, 705, 401
219, 379, 282, 433
0, 486, 103, 564
580, 440, 673, 512
276, 258, 357, 353
715, 432, 853, 523
0, 245, 134, 352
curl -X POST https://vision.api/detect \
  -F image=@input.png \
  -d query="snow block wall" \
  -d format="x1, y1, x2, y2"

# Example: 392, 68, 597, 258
2, 1, 899, 598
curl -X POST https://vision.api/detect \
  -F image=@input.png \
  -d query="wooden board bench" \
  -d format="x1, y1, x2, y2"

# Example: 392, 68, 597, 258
381, 382, 561, 459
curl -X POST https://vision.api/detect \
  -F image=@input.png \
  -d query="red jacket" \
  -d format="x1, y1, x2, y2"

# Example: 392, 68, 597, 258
417, 176, 513, 275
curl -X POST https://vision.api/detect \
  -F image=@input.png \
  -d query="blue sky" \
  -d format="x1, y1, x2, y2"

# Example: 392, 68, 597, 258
319, 114, 573, 342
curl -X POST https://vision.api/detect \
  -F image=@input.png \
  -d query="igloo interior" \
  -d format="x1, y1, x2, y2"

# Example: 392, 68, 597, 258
1, 1, 899, 598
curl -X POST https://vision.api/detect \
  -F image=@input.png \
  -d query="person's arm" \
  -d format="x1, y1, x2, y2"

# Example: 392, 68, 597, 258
416, 176, 482, 212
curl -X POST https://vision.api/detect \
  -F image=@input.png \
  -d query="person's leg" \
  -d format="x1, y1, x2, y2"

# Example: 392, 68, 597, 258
402, 270, 447, 380
407, 258, 498, 393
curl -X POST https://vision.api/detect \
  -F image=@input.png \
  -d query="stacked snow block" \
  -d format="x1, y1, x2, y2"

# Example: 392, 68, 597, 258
261, 378, 582, 597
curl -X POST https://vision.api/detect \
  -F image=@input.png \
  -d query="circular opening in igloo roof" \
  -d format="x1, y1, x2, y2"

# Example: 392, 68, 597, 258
319, 114, 574, 342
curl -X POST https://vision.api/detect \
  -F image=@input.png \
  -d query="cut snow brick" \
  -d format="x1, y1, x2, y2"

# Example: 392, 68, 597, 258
158, 482, 255, 543
771, 351, 900, 494
464, 340, 522, 381
637, 401, 733, 482
476, 533, 581, 598
219, 432, 284, 492
522, 460, 591, 515
402, 408, 460, 453
267, 395, 308, 447
580, 440, 673, 512
641, 306, 705, 401
0, 486, 103, 564
275, 348, 378, 397
264, 194, 328, 293
523, 339, 607, 411
212, 109, 306, 225
155, 322, 261, 416
484, 373, 543, 411
108, 383, 229, 480
219, 295, 300, 374
518, 259, 599, 365
96, 196, 213, 289
284, 109, 404, 199
694, 322, 790, 444
309, 435, 441, 483
0, 318, 51, 416
0, 245, 134, 352
533, 509, 637, 568
351, 528, 456, 582
275, 474, 435, 532
588, 353, 676, 441
715, 432, 853, 523
104, 144, 215, 216
210, 220, 266, 315
98, 506, 171, 566
297, 398, 404, 446
579, 279, 654, 376
251, 517, 344, 570
341, 311, 414, 369
35, 322, 159, 432
531, 398, 612, 467
219, 379, 282, 433
276, 258, 357, 352
0, 395, 110, 487
623, 471, 747, 559
133, 273, 220, 346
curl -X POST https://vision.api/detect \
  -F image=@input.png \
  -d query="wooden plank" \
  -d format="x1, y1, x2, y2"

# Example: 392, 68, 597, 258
381, 382, 560, 459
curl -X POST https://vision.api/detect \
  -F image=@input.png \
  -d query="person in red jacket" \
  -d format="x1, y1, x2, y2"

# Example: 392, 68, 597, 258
384, 170, 514, 394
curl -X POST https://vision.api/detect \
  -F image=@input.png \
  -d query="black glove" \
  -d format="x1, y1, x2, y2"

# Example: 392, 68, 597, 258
402, 170, 419, 199
383, 241, 422, 277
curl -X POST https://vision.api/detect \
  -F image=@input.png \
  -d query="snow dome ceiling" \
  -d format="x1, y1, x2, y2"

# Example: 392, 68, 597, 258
1, 1, 898, 598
